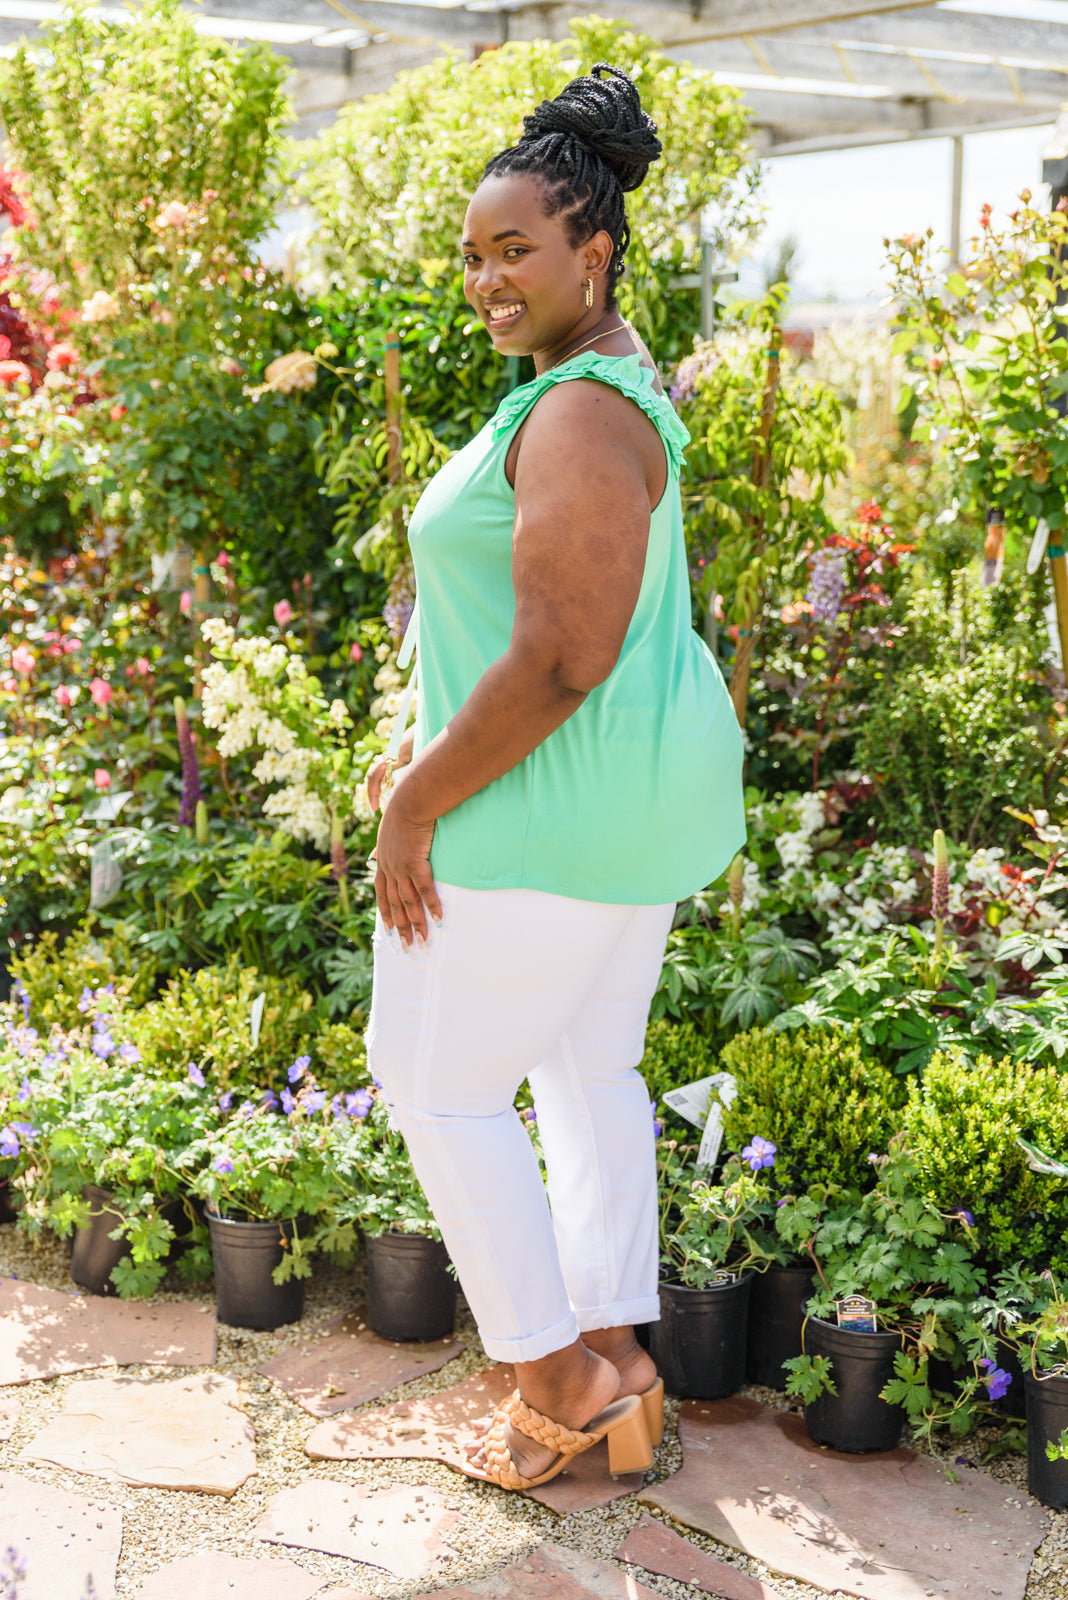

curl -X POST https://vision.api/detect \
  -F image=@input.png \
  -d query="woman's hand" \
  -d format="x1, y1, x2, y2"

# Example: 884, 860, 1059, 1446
372, 780, 442, 948
367, 725, 416, 811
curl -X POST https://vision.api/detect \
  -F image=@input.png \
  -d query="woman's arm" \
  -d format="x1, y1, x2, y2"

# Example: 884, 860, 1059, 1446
373, 377, 666, 945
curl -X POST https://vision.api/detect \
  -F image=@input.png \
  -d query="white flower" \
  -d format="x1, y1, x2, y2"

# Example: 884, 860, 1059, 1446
796, 792, 826, 836
776, 831, 813, 871
353, 783, 374, 824
82, 290, 120, 323
201, 617, 234, 650
813, 877, 841, 910
853, 896, 887, 932
328, 699, 349, 729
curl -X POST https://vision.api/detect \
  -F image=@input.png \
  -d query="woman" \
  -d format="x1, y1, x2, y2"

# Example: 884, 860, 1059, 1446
366, 63, 745, 1492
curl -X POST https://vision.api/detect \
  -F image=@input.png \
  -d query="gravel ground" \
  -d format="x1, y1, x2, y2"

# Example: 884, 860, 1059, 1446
1, 1223, 1065, 1600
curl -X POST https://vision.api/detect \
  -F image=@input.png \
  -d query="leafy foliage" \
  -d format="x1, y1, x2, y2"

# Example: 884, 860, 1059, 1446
717, 1027, 903, 1191
902, 1051, 1068, 1276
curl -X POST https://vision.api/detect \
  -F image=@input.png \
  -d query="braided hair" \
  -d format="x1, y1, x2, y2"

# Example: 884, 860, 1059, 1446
481, 64, 662, 307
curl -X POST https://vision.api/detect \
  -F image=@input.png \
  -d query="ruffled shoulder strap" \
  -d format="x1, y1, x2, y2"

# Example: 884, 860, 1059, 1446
491, 351, 690, 477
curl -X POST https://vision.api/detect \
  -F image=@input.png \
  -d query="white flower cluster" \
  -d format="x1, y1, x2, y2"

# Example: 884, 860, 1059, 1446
200, 619, 336, 851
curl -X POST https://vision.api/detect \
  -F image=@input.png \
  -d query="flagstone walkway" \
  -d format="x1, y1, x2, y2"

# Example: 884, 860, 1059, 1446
0, 1224, 1065, 1600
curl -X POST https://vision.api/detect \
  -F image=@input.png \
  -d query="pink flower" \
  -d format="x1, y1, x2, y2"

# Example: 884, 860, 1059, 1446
219, 357, 243, 377
179, 590, 192, 615
979, 203, 993, 230
154, 200, 191, 231
109, 403, 127, 422
11, 645, 35, 676
273, 599, 293, 628
63, 637, 81, 653
349, 641, 363, 663
215, 550, 230, 568
94, 769, 111, 790
89, 677, 112, 708
45, 341, 78, 371
0, 360, 31, 387
55, 685, 72, 707
1, 676, 17, 693
136, 657, 151, 676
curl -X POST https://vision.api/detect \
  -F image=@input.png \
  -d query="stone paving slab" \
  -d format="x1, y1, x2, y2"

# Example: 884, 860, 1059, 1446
21, 1372, 257, 1495
305, 1363, 642, 1512
641, 1395, 1049, 1600
0, 1279, 216, 1383
0, 1391, 17, 1439
258, 1305, 461, 1416
257, 1478, 461, 1581
132, 1552, 372, 1599
408, 1541, 662, 1598
0, 1469, 123, 1600
617, 1513, 779, 1599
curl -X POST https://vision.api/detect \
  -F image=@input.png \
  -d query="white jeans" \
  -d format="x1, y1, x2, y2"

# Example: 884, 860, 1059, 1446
365, 885, 674, 1363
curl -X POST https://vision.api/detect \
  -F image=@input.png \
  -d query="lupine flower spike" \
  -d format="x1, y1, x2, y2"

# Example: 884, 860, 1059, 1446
726, 853, 745, 940
174, 696, 202, 828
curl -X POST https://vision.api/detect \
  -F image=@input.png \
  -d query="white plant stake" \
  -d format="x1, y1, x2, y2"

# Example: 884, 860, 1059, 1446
249, 991, 266, 1050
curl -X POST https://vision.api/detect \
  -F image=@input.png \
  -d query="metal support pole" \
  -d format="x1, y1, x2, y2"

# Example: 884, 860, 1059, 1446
949, 136, 964, 264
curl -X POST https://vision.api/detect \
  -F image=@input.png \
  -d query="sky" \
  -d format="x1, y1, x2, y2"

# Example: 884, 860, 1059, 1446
740, 0, 1066, 303
748, 121, 1059, 304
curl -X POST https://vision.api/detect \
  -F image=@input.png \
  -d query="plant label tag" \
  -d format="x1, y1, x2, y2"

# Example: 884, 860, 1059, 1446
249, 991, 266, 1049
711, 1269, 739, 1286
836, 1295, 878, 1333
89, 839, 123, 910
1026, 518, 1049, 576
663, 1074, 737, 1172
1041, 1361, 1068, 1380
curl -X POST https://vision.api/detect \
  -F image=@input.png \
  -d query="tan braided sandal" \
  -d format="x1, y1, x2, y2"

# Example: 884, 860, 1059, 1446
464, 1390, 652, 1491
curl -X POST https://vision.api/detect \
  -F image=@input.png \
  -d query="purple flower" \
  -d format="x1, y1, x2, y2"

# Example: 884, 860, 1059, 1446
11, 1122, 38, 1141
188, 1063, 205, 1088
10, 1026, 38, 1056
805, 548, 847, 630
932, 829, 950, 923
13, 978, 29, 1023
212, 1153, 234, 1175
384, 564, 415, 645
288, 1055, 310, 1084
741, 1136, 777, 1172
218, 1091, 233, 1112
259, 1090, 279, 1112
119, 1042, 141, 1062
958, 1209, 975, 1227
91, 1031, 115, 1059
174, 696, 202, 829
77, 987, 94, 1014
305, 1090, 327, 1114
979, 1359, 1012, 1401
777, 1199, 788, 1208
0, 1127, 20, 1159
345, 1090, 374, 1119
17, 1078, 30, 1104
239, 1099, 255, 1118
650, 1100, 662, 1139
280, 1087, 296, 1115
93, 1013, 111, 1033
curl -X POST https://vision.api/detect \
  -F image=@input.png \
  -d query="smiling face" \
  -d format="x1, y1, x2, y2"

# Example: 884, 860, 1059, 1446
461, 172, 613, 359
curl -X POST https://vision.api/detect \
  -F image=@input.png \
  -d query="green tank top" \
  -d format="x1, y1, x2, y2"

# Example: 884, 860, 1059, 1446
407, 350, 746, 904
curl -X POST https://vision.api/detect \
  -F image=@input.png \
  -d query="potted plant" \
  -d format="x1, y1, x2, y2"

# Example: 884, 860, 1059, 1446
1010, 1271, 1068, 1510
653, 1140, 780, 1399
344, 1088, 456, 1342
182, 1064, 369, 1331
783, 1142, 986, 1452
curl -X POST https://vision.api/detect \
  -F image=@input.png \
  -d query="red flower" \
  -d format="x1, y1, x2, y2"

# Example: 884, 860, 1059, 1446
857, 500, 883, 526
45, 341, 78, 371
0, 359, 31, 387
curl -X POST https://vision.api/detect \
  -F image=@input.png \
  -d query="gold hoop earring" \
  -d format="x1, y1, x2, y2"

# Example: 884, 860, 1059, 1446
584, 277, 594, 309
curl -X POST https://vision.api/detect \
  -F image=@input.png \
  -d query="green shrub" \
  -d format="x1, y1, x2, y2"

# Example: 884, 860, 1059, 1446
903, 1050, 1068, 1275
126, 958, 313, 1093
640, 1020, 720, 1138
9, 925, 159, 1030
717, 1026, 904, 1190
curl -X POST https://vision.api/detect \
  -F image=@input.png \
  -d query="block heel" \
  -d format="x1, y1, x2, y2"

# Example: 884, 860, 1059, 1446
640, 1375, 665, 1448
605, 1400, 655, 1476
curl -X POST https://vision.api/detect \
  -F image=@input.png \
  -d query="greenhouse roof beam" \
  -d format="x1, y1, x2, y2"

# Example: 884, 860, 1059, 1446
786, 6, 1068, 63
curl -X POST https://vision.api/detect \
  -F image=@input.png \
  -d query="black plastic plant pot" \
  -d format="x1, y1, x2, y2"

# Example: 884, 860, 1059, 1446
207, 1208, 305, 1331
69, 1185, 130, 1296
650, 1273, 752, 1400
1025, 1370, 1068, 1510
365, 1231, 456, 1342
746, 1265, 815, 1389
803, 1316, 904, 1453
0, 1178, 18, 1227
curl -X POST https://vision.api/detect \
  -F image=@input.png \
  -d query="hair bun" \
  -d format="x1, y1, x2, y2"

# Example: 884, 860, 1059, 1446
520, 63, 662, 193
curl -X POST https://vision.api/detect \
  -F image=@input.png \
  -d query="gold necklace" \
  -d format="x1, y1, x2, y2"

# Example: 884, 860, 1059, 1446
548, 319, 636, 370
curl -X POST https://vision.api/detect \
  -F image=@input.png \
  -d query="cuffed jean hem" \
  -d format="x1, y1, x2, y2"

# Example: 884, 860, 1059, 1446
479, 1308, 582, 1365
575, 1294, 662, 1333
